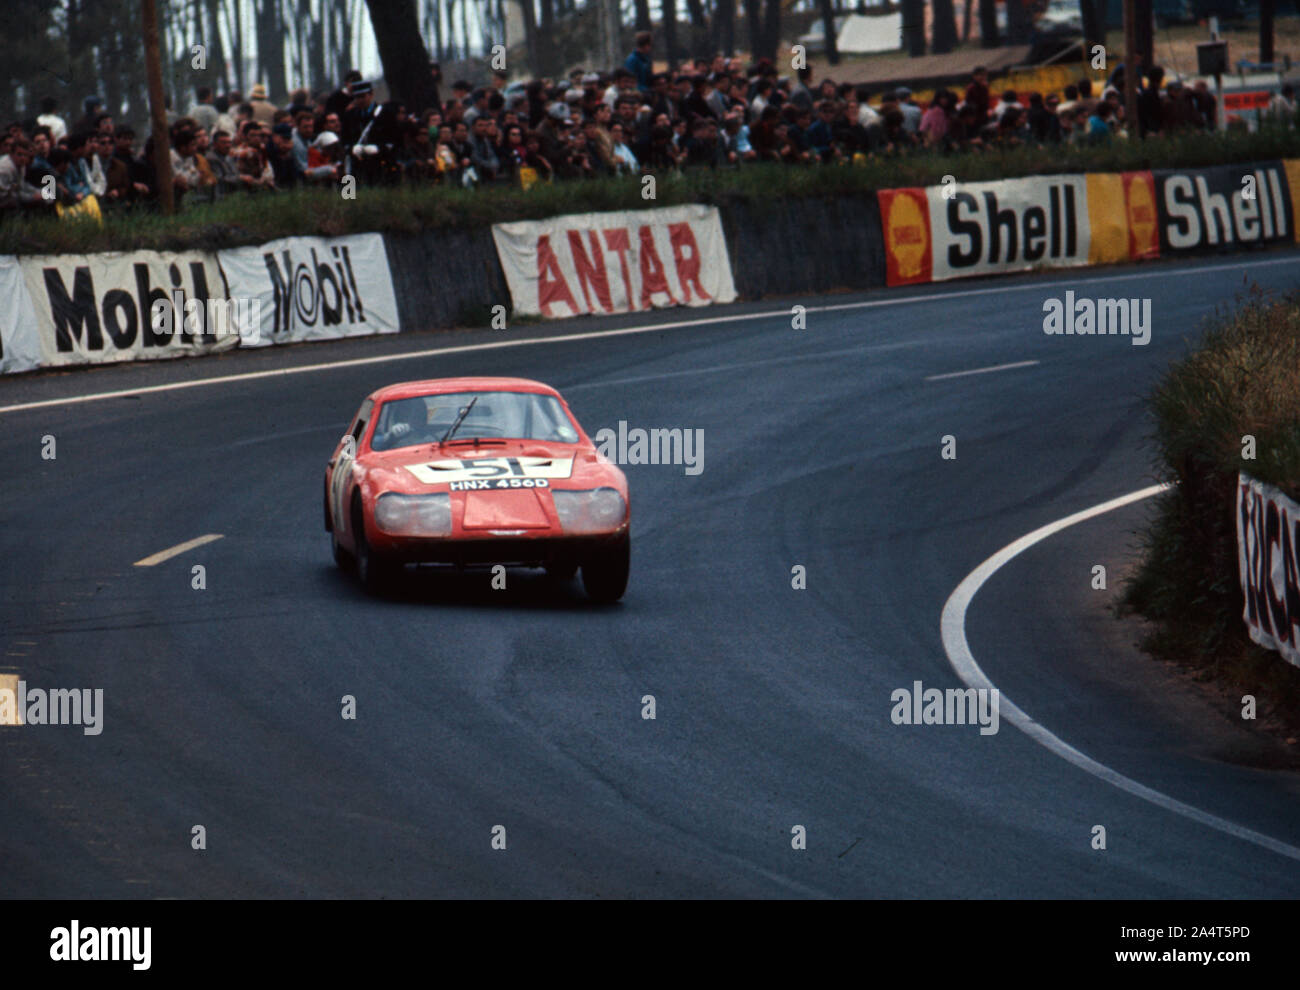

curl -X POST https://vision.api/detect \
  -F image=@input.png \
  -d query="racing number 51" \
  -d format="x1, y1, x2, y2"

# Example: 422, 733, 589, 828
460, 458, 528, 478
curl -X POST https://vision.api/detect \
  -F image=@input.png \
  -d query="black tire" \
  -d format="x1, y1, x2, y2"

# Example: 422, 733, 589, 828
331, 528, 352, 570
545, 559, 579, 581
581, 534, 629, 603
353, 500, 397, 594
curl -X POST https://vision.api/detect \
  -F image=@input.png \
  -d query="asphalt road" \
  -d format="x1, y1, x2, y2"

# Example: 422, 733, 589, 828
3, 250, 1300, 898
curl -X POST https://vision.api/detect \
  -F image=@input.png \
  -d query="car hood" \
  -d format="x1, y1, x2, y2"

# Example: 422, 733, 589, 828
359, 438, 622, 496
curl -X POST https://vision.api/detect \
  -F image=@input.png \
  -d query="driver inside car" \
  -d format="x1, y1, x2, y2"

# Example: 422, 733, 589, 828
374, 401, 425, 448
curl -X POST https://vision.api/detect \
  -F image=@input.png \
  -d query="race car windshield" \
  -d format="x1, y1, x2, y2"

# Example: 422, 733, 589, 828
369, 391, 581, 451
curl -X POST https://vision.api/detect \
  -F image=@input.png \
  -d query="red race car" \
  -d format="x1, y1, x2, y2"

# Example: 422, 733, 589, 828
324, 377, 629, 601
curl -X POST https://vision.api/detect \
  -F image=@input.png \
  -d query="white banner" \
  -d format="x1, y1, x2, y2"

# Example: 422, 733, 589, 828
492, 204, 737, 318
0, 256, 42, 374
929, 175, 1092, 281
218, 233, 399, 346
1237, 473, 1300, 667
19, 251, 238, 368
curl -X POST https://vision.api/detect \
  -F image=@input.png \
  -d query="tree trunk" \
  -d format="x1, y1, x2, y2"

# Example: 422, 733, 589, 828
716, 0, 736, 55
604, 0, 622, 72
932, 0, 958, 53
744, 0, 762, 62
310, 15, 327, 91
142, 0, 174, 214
520, 0, 541, 77
226, 0, 245, 92
1134, 0, 1153, 70
1260, 0, 1275, 63
817, 0, 839, 64
1080, 0, 1105, 58
363, 0, 438, 110
199, 0, 228, 94
663, 0, 679, 65
901, 0, 926, 55
962, 0, 972, 42
761, 0, 781, 63
978, 0, 998, 48
1006, 0, 1031, 44
255, 0, 288, 100
634, 0, 651, 31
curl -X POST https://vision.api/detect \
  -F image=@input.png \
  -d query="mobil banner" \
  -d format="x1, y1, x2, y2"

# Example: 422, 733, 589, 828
219, 233, 400, 346
1237, 474, 1300, 668
491, 204, 737, 318
879, 175, 1091, 286
0, 256, 41, 374
18, 250, 237, 368
1153, 161, 1293, 254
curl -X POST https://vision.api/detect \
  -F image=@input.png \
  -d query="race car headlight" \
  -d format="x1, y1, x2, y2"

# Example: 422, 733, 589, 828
374, 493, 452, 537
552, 488, 626, 535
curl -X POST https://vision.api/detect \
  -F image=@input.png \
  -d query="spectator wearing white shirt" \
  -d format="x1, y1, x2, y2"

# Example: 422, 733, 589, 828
188, 86, 219, 133
608, 121, 639, 172
896, 87, 922, 134
36, 97, 67, 142
991, 88, 1023, 124
1267, 84, 1296, 125
855, 86, 881, 128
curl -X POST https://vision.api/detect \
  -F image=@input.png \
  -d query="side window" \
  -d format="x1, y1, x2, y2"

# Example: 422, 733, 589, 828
349, 399, 374, 448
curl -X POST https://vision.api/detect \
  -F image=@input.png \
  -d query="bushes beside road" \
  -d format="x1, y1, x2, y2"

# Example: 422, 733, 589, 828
4, 126, 1300, 257
1121, 290, 1300, 721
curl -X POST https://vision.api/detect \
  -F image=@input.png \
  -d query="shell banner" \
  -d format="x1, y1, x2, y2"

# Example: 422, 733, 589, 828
878, 162, 1300, 286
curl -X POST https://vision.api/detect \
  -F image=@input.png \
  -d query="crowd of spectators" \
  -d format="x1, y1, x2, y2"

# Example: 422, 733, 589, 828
3, 31, 1298, 218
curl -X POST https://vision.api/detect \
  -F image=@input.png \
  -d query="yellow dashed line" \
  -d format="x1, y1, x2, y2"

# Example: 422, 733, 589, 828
134, 534, 224, 567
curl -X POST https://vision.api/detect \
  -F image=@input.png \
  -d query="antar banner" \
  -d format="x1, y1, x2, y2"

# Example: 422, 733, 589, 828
18, 251, 237, 368
491, 205, 737, 318
218, 233, 400, 346
1237, 474, 1300, 668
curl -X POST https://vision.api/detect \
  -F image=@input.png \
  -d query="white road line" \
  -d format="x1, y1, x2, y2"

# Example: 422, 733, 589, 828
925, 359, 1040, 382
940, 483, 1300, 864
1, 254, 1295, 416
133, 533, 224, 568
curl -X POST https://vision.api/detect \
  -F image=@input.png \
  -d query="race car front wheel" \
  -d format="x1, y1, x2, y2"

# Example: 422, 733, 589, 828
544, 559, 579, 582
581, 534, 629, 603
331, 528, 351, 570
352, 499, 397, 595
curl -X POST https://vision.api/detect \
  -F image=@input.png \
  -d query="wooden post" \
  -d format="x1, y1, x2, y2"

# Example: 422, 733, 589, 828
143, 0, 174, 215
1123, 0, 1138, 138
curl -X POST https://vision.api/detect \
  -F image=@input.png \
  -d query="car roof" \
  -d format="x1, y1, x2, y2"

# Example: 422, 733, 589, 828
366, 377, 561, 404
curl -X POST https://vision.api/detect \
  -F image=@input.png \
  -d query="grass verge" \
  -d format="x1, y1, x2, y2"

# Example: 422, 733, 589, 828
1119, 287, 1300, 733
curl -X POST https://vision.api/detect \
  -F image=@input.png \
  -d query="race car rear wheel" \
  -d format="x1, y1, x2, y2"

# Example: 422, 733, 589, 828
352, 499, 397, 594
581, 534, 629, 603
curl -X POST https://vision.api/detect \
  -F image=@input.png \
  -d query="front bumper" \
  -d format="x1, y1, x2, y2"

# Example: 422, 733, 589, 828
370, 528, 628, 568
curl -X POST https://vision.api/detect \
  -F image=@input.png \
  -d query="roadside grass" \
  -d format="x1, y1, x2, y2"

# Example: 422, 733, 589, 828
1119, 288, 1300, 731
4, 125, 1299, 256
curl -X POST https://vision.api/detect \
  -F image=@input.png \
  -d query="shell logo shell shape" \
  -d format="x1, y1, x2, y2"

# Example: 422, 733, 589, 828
879, 188, 932, 286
